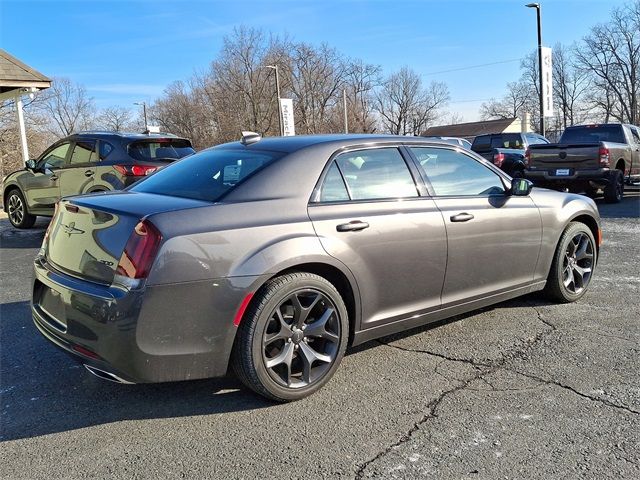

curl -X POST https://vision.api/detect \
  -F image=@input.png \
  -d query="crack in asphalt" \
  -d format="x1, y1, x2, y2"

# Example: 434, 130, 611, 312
356, 306, 637, 477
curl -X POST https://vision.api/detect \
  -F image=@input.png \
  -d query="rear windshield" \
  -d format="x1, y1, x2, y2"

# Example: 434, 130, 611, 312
472, 134, 525, 151
559, 125, 625, 144
130, 148, 285, 202
128, 139, 195, 161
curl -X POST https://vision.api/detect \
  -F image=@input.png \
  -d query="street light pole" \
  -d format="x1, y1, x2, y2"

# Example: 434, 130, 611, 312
264, 65, 283, 136
526, 3, 545, 136
134, 101, 148, 133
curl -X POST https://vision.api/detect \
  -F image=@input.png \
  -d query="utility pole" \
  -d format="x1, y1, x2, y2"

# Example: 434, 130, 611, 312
134, 101, 148, 133
264, 65, 283, 136
343, 89, 348, 133
526, 3, 545, 136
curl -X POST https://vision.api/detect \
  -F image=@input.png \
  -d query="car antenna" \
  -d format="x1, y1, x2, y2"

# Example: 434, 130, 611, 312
241, 131, 261, 145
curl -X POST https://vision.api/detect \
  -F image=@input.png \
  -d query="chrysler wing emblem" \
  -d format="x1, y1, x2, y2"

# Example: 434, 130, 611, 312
62, 221, 85, 237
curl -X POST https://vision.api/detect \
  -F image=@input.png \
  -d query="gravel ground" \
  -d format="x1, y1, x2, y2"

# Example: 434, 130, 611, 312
0, 189, 638, 479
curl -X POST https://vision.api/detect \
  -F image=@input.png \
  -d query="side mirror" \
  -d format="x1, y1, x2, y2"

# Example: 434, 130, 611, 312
25, 159, 38, 171
511, 178, 533, 196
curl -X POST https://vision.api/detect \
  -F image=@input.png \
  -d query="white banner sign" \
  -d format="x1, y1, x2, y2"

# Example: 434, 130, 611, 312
541, 46, 553, 117
279, 98, 295, 136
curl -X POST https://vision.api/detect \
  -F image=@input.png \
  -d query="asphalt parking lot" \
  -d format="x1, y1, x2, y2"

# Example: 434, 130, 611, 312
1, 189, 639, 479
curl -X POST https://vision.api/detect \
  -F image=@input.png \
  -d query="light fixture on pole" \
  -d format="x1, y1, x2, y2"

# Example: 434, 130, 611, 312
263, 65, 283, 136
525, 2, 545, 136
134, 101, 148, 133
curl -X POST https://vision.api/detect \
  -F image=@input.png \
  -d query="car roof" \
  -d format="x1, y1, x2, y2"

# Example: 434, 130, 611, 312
215, 134, 456, 153
68, 131, 188, 141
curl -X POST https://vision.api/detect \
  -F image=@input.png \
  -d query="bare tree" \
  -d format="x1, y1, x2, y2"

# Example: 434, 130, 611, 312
575, 1, 640, 124
36, 77, 96, 136
480, 81, 531, 120
95, 106, 134, 132
333, 59, 381, 133
552, 43, 590, 129
375, 67, 449, 136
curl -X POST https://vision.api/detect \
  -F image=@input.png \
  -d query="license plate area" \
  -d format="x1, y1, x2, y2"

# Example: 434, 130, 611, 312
555, 168, 571, 176
34, 281, 67, 332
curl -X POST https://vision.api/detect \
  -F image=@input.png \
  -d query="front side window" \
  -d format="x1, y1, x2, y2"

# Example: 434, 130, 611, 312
411, 147, 506, 196
630, 127, 640, 144
69, 140, 98, 165
333, 148, 418, 201
40, 143, 71, 169
491, 134, 524, 150
130, 148, 284, 202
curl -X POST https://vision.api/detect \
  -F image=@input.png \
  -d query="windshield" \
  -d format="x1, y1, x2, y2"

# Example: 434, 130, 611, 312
127, 139, 195, 161
130, 148, 285, 202
560, 125, 625, 144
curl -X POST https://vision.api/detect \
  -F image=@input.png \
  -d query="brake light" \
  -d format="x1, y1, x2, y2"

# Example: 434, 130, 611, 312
598, 147, 610, 167
114, 165, 158, 176
493, 152, 505, 167
116, 220, 162, 279
524, 148, 531, 167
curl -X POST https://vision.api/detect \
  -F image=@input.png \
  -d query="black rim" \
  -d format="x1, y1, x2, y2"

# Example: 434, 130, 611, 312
262, 289, 341, 389
616, 174, 623, 199
562, 232, 594, 295
8, 193, 24, 225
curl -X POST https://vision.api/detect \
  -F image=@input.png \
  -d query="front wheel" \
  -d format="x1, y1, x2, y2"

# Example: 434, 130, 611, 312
6, 189, 36, 229
543, 222, 596, 303
232, 272, 349, 402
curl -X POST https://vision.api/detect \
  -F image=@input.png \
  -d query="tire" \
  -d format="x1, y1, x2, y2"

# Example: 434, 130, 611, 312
5, 189, 36, 229
232, 272, 349, 402
603, 169, 624, 203
543, 222, 597, 303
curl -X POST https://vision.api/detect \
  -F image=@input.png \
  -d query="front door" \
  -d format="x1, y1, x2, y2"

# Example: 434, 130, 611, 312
23, 142, 71, 213
407, 146, 542, 307
308, 147, 447, 329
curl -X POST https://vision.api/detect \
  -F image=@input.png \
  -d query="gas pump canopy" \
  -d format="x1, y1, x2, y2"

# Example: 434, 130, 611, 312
0, 49, 51, 161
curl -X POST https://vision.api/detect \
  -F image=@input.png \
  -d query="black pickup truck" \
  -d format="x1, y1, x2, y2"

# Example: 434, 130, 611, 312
525, 123, 640, 203
471, 132, 550, 177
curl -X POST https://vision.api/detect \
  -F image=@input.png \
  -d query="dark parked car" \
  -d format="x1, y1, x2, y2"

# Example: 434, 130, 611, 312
2, 131, 194, 228
471, 132, 549, 176
32, 134, 601, 401
525, 123, 640, 202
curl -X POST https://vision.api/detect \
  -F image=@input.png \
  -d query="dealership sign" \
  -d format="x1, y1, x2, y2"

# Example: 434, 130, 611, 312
541, 46, 553, 118
279, 98, 295, 136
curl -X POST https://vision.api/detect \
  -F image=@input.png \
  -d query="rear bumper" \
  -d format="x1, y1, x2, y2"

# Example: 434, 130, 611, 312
524, 168, 612, 186
32, 256, 258, 383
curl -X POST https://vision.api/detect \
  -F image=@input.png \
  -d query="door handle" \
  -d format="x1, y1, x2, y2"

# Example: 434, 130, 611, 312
85, 170, 94, 177
450, 213, 474, 222
336, 220, 370, 232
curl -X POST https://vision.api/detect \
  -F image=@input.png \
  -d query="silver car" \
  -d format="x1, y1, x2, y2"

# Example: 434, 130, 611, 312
32, 134, 601, 401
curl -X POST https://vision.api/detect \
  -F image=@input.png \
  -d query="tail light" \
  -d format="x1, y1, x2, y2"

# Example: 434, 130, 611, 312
598, 147, 610, 167
114, 165, 158, 176
116, 220, 162, 280
493, 152, 505, 167
524, 148, 531, 167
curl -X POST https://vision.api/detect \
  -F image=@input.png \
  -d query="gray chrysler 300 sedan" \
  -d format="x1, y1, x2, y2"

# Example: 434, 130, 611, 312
32, 134, 601, 401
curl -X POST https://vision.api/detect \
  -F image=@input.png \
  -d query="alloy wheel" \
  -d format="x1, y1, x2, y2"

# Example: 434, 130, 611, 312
8, 193, 24, 225
262, 289, 341, 389
562, 232, 594, 295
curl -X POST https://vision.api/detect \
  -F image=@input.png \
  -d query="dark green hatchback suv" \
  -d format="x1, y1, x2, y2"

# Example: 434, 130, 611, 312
2, 131, 194, 228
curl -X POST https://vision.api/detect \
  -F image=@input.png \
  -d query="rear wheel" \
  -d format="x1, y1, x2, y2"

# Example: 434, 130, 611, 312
543, 222, 596, 303
603, 169, 624, 203
232, 272, 348, 402
6, 189, 36, 229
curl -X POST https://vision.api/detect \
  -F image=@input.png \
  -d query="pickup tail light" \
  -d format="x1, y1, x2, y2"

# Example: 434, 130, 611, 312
598, 147, 610, 167
493, 152, 505, 167
524, 148, 531, 167
114, 164, 158, 176
116, 220, 162, 280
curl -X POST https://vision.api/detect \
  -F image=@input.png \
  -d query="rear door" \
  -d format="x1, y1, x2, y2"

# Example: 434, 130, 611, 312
408, 146, 542, 306
23, 142, 71, 212
308, 146, 447, 329
59, 139, 98, 198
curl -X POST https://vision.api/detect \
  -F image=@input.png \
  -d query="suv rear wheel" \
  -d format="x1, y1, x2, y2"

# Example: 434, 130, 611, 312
6, 189, 36, 229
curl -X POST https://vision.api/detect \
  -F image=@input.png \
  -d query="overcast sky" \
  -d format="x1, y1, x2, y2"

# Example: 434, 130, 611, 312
1, 0, 628, 123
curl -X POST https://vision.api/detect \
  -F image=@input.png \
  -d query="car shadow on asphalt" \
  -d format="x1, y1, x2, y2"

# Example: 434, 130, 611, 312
594, 185, 640, 219
0, 218, 49, 249
0, 300, 273, 442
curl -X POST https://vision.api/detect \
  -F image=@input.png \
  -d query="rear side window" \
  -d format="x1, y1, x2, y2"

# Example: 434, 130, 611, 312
130, 148, 285, 202
319, 163, 349, 202
471, 135, 491, 152
69, 140, 98, 165
99, 141, 114, 159
128, 139, 195, 161
491, 134, 524, 149
334, 148, 418, 201
411, 147, 505, 196
525, 133, 549, 145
